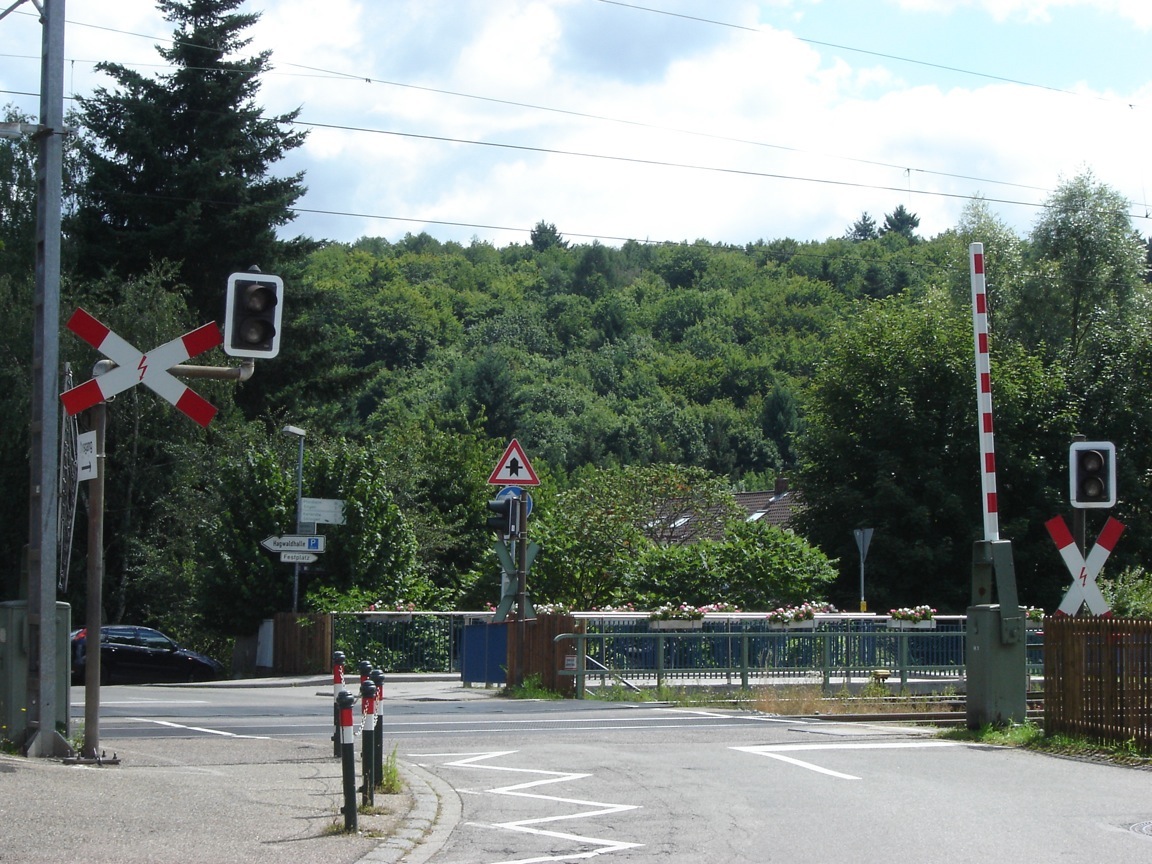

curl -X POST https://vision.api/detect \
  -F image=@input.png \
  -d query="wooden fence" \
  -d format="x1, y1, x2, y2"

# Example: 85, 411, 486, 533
1045, 616, 1152, 750
507, 614, 580, 697
273, 613, 332, 675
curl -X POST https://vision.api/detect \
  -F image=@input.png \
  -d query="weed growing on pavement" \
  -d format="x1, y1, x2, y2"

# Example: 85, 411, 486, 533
585, 682, 650, 702
66, 721, 84, 755
501, 673, 563, 700
378, 744, 403, 794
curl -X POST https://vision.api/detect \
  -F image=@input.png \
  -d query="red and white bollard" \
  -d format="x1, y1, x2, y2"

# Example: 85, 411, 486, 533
370, 668, 385, 786
336, 689, 357, 832
332, 651, 346, 758
360, 680, 377, 806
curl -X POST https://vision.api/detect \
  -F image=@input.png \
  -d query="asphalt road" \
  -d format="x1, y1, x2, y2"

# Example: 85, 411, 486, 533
37, 679, 1152, 863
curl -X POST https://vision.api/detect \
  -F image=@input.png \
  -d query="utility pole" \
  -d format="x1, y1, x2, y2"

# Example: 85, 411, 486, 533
14, 0, 69, 757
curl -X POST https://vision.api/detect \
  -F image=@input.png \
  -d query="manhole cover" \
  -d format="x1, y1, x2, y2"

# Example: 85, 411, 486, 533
1130, 821, 1152, 836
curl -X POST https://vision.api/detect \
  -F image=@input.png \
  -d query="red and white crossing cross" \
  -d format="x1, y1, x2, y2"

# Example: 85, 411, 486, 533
1045, 515, 1124, 617
59, 308, 223, 428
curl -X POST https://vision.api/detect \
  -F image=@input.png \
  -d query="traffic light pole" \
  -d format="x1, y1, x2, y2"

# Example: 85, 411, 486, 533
515, 496, 529, 688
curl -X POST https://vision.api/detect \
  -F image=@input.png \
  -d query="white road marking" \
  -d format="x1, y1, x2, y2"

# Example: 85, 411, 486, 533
125, 717, 271, 739
72, 699, 210, 707
733, 740, 961, 780
412, 750, 643, 863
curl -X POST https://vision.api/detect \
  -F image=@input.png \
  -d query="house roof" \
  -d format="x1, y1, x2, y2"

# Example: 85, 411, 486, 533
661, 480, 802, 544
735, 488, 799, 530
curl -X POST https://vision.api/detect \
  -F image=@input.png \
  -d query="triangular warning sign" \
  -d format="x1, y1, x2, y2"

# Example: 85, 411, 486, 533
488, 438, 540, 486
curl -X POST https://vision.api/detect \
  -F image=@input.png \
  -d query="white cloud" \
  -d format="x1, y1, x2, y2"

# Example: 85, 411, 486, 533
5, 0, 1151, 247
893, 0, 1152, 29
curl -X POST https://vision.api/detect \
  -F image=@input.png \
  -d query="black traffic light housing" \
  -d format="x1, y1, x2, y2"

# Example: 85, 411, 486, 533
486, 496, 520, 537
224, 272, 283, 358
1070, 440, 1116, 508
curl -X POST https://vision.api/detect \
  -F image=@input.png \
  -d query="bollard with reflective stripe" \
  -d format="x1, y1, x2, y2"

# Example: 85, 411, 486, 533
332, 651, 346, 758
360, 680, 377, 807
370, 669, 385, 787
337, 689, 357, 832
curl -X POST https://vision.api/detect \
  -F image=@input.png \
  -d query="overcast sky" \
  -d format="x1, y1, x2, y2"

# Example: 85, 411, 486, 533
3, 0, 1151, 248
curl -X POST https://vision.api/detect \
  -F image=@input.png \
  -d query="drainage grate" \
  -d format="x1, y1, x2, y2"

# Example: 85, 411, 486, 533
1131, 821, 1152, 836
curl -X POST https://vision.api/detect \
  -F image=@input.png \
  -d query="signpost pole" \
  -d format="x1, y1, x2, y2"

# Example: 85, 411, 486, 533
516, 495, 529, 688
82, 397, 106, 759
282, 426, 306, 613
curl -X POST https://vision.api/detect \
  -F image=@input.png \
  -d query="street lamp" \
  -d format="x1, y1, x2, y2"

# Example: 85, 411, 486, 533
281, 425, 306, 612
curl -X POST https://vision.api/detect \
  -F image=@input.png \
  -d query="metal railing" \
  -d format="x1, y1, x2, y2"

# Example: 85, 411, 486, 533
554, 623, 1044, 697
332, 612, 492, 673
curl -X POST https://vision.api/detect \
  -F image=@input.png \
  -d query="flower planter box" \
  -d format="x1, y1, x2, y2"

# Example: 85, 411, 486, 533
649, 619, 704, 630
888, 619, 936, 630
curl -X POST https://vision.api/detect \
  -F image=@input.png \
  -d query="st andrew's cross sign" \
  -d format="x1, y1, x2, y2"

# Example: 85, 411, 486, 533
60, 308, 223, 427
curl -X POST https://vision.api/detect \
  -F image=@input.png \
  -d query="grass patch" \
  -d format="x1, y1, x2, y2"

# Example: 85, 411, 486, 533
583, 680, 961, 714
753, 682, 960, 716
940, 721, 1152, 767
501, 673, 564, 700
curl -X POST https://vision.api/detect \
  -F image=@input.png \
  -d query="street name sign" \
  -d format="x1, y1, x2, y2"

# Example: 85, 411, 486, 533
280, 551, 319, 564
261, 534, 326, 553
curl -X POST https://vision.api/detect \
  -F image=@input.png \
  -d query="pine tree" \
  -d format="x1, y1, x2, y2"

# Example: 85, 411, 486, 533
880, 204, 920, 242
70, 0, 307, 324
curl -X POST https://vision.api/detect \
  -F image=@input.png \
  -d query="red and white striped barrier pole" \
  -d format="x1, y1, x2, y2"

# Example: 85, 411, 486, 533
970, 243, 999, 544
336, 689, 357, 832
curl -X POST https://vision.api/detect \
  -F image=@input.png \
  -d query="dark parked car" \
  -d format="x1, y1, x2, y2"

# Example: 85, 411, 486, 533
71, 626, 225, 685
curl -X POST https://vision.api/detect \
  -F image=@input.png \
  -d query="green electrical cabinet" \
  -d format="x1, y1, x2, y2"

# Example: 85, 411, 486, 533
0, 601, 71, 746
965, 604, 1026, 727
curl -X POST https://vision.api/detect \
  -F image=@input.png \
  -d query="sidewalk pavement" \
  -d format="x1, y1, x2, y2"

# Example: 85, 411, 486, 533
0, 674, 493, 864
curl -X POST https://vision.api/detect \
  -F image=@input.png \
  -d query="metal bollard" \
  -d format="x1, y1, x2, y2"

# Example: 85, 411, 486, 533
336, 689, 357, 832
370, 669, 385, 786
332, 651, 346, 758
360, 680, 377, 807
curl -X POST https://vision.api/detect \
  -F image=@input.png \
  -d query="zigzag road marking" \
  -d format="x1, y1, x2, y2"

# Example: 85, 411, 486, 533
411, 750, 643, 863
733, 740, 962, 780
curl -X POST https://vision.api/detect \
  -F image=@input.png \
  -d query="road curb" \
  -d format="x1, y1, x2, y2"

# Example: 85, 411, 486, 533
359, 760, 462, 863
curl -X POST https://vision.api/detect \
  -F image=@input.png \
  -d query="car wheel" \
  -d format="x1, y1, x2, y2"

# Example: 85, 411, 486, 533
100, 663, 112, 686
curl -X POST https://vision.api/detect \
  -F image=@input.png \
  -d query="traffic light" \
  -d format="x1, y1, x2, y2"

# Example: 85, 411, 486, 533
486, 496, 519, 537
224, 272, 283, 358
1070, 441, 1116, 508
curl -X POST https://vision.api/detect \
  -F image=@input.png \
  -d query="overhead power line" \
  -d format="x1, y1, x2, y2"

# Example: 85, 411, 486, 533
296, 117, 1151, 224
596, 0, 1124, 104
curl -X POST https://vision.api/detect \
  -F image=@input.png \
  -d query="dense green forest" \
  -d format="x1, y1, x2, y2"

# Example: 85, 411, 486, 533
4, 1, 1152, 658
